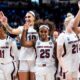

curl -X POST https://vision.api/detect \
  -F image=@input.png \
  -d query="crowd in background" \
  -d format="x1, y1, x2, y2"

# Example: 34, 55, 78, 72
0, 0, 80, 80
0, 1, 79, 33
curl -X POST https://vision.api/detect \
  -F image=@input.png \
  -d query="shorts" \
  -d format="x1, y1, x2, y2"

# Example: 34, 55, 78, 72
56, 65, 62, 78
35, 64, 56, 80
0, 69, 5, 80
18, 60, 35, 72
62, 56, 78, 73
0, 61, 18, 80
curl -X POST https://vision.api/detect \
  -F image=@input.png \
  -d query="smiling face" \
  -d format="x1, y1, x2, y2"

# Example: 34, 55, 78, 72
25, 12, 35, 26
39, 27, 49, 41
64, 13, 74, 28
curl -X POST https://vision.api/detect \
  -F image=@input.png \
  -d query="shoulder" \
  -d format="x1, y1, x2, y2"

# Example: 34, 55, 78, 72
18, 26, 23, 29
28, 26, 37, 33
17, 26, 23, 33
35, 39, 41, 45
58, 32, 65, 39
57, 32, 66, 45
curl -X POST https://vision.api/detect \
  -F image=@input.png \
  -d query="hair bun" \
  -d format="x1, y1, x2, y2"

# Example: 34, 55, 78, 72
64, 12, 74, 23
67, 13, 74, 18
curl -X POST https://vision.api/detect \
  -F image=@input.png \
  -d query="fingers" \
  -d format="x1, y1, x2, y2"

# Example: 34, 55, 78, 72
78, 1, 80, 9
0, 11, 4, 22
0, 11, 8, 26
3, 16, 7, 23
23, 22, 30, 30
0, 11, 4, 18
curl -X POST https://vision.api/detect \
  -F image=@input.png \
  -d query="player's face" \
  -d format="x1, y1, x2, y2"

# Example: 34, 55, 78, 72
64, 18, 74, 28
25, 13, 35, 25
39, 28, 49, 41
64, 19, 73, 32
64, 20, 70, 27
53, 31, 59, 39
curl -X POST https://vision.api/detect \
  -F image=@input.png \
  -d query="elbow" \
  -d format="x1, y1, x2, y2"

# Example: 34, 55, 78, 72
21, 42, 30, 47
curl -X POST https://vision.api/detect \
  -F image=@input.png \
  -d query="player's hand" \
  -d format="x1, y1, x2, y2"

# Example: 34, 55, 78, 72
2, 16, 8, 26
0, 11, 4, 17
23, 22, 29, 31
0, 11, 8, 27
78, 1, 80, 9
0, 11, 4, 22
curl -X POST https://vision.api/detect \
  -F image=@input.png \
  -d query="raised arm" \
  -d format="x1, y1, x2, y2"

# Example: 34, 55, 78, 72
0, 11, 22, 35
21, 23, 34, 47
72, 1, 80, 33
5, 24, 23, 35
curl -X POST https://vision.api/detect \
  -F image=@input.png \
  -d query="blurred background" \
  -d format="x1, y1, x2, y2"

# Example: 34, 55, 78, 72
0, 0, 78, 32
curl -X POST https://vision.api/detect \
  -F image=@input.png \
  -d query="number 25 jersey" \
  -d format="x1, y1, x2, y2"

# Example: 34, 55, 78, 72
35, 39, 55, 66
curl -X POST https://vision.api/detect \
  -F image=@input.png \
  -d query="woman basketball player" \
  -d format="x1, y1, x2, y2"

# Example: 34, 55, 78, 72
57, 6, 80, 80
21, 20, 56, 80
68, 1, 80, 79
0, 10, 39, 80
0, 18, 18, 80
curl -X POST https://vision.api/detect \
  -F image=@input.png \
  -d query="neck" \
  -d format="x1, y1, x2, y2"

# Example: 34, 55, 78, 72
65, 28, 73, 33
30, 22, 34, 26
40, 38, 49, 42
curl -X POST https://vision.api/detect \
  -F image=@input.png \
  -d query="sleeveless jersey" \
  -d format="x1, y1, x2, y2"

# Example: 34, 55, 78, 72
77, 33, 80, 62
19, 26, 38, 60
57, 31, 79, 57
57, 31, 79, 71
0, 36, 18, 63
35, 39, 55, 66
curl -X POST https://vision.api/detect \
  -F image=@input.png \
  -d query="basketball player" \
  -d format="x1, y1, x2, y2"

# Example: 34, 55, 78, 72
21, 20, 56, 80
0, 11, 39, 80
68, 1, 80, 79
60, 1, 80, 80
0, 21, 18, 80
57, 10, 80, 80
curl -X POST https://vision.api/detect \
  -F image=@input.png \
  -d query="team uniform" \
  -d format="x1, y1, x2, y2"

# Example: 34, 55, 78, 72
76, 33, 80, 80
18, 26, 38, 72
57, 31, 79, 79
0, 36, 18, 80
35, 38, 56, 80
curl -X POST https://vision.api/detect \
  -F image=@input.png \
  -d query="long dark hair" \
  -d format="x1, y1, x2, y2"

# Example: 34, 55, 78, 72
34, 19, 56, 36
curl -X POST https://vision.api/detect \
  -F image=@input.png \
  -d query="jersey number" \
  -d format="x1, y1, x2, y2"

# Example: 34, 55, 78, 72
40, 49, 50, 58
28, 35, 36, 40
72, 44, 78, 54
0, 50, 4, 58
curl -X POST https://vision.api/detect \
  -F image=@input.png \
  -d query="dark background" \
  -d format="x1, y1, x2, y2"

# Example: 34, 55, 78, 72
0, 0, 78, 32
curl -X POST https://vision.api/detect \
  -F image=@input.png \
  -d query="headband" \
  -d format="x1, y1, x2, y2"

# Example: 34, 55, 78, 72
39, 25, 49, 30
28, 11, 35, 17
